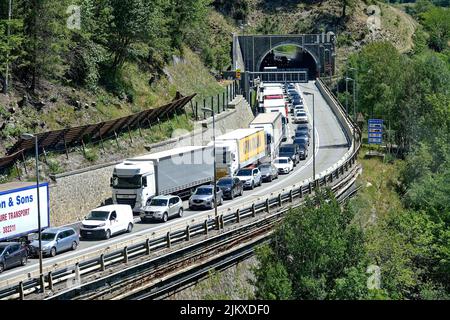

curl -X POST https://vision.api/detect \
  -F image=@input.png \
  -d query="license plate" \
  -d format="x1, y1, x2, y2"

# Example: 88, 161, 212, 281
86, 231, 92, 235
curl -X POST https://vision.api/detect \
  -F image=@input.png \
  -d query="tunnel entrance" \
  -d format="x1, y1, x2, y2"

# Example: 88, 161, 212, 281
259, 45, 318, 80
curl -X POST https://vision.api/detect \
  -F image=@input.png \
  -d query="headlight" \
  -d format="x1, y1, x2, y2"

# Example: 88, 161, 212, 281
98, 223, 106, 227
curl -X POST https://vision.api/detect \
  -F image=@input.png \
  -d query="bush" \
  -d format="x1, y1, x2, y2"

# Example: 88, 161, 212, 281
83, 147, 99, 162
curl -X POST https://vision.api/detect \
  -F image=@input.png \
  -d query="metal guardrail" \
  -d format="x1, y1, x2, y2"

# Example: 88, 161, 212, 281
0, 78, 362, 300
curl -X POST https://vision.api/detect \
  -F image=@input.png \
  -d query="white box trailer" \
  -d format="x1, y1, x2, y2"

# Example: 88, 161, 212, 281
112, 146, 214, 212
250, 112, 284, 160
0, 182, 50, 241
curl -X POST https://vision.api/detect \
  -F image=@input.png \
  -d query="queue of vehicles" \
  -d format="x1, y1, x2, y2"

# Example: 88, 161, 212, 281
0, 82, 313, 274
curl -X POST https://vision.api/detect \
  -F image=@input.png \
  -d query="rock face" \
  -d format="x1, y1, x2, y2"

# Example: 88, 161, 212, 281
166, 256, 257, 300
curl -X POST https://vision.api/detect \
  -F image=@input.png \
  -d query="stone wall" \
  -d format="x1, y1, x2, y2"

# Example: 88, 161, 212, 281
166, 256, 257, 300
49, 96, 255, 226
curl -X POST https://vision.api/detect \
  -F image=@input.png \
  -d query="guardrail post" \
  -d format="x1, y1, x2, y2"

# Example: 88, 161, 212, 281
278, 194, 282, 207
48, 271, 53, 291
166, 232, 171, 248
236, 209, 240, 224
145, 239, 151, 255
265, 199, 270, 213
100, 254, 106, 271
204, 219, 209, 235
289, 190, 293, 203
299, 186, 303, 198
220, 215, 224, 229
18, 281, 24, 300
252, 203, 256, 217
336, 168, 340, 179
74, 263, 80, 286
39, 274, 46, 294
123, 246, 129, 263
330, 173, 333, 183
185, 225, 190, 241
215, 216, 220, 230
309, 182, 313, 194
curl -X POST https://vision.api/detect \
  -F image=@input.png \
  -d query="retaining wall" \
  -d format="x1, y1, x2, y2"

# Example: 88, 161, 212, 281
48, 96, 254, 226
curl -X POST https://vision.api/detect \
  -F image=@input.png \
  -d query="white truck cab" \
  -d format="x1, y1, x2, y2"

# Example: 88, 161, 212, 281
111, 161, 156, 213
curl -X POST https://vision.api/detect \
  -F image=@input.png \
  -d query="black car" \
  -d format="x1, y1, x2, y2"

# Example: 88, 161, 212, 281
292, 98, 302, 105
258, 163, 279, 182
293, 137, 308, 150
217, 177, 244, 200
296, 125, 311, 137
279, 144, 300, 166
0, 242, 28, 273
298, 144, 309, 160
292, 132, 310, 146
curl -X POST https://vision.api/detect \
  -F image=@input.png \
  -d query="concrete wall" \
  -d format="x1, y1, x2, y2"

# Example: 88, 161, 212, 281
48, 96, 255, 226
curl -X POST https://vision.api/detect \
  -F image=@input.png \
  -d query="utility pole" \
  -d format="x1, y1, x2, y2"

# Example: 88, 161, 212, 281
4, 0, 12, 93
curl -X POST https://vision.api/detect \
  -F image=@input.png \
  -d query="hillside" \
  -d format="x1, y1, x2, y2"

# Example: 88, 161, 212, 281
0, 0, 421, 179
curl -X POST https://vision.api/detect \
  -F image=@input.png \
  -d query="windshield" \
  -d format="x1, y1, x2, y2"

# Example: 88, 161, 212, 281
112, 175, 142, 189
237, 169, 252, 176
150, 199, 168, 206
275, 159, 288, 164
218, 179, 232, 186
41, 233, 56, 241
280, 147, 294, 153
0, 245, 7, 255
195, 187, 213, 195
85, 210, 110, 221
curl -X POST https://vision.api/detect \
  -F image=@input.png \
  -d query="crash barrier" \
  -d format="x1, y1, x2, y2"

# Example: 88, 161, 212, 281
0, 78, 361, 299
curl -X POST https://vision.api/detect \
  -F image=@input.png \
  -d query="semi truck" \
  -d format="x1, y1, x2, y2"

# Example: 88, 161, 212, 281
250, 112, 284, 160
0, 182, 50, 242
111, 146, 214, 213
209, 128, 266, 178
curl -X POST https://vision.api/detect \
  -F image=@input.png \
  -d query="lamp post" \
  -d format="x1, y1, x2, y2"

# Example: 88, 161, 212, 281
20, 133, 44, 292
303, 92, 315, 183
201, 108, 218, 227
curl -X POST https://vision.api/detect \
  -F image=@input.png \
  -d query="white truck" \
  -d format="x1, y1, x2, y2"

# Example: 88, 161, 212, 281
209, 128, 267, 178
250, 112, 284, 160
0, 182, 50, 242
111, 146, 214, 213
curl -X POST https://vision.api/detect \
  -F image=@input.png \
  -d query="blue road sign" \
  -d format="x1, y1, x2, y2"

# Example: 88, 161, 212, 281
368, 119, 383, 144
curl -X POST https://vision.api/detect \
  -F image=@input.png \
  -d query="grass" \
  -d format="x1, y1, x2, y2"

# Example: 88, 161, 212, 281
350, 145, 405, 229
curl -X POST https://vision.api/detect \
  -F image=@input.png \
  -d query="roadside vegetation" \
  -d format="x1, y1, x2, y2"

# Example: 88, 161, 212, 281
255, 0, 449, 300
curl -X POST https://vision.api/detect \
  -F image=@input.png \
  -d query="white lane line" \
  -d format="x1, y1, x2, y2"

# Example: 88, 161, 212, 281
0, 82, 324, 280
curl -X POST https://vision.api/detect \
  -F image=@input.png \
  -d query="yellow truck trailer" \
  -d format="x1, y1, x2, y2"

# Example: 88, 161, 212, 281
209, 128, 267, 177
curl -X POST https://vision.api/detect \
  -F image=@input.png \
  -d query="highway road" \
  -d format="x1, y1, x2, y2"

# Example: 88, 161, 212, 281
0, 81, 349, 282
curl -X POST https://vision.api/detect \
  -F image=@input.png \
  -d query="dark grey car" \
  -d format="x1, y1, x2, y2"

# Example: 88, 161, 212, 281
258, 163, 279, 182
189, 185, 224, 210
0, 242, 28, 273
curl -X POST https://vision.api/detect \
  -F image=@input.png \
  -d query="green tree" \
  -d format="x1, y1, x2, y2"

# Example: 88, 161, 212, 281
421, 6, 450, 52
254, 190, 369, 300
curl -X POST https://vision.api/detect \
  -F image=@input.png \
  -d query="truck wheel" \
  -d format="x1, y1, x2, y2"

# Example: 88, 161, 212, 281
163, 213, 168, 223
50, 247, 57, 257
105, 229, 111, 240
251, 182, 255, 190
21, 256, 27, 266
71, 241, 78, 251
127, 223, 133, 233
0, 263, 4, 273
240, 188, 244, 196
178, 208, 184, 218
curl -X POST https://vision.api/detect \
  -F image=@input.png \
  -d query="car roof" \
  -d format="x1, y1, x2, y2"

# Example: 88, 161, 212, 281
43, 227, 75, 233
0, 242, 20, 246
198, 185, 214, 189
151, 195, 173, 200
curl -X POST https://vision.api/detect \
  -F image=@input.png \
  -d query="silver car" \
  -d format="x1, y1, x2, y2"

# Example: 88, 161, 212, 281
189, 185, 223, 210
235, 168, 262, 189
29, 227, 79, 258
140, 195, 183, 222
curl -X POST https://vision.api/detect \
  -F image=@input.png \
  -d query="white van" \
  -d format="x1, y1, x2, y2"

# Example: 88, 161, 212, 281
80, 205, 134, 240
